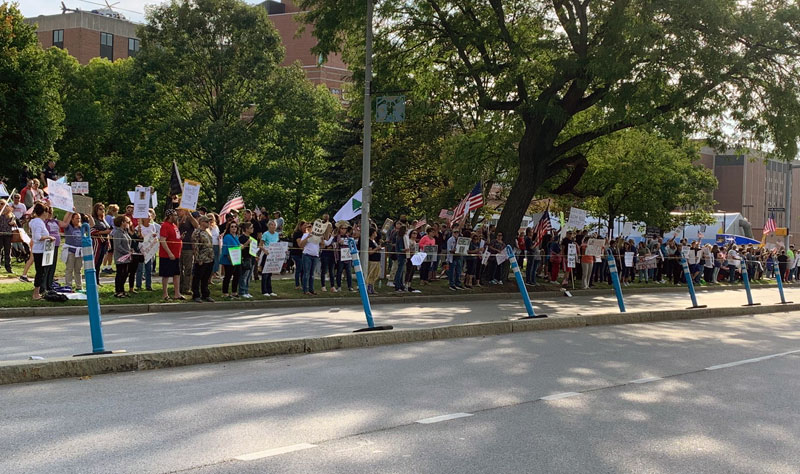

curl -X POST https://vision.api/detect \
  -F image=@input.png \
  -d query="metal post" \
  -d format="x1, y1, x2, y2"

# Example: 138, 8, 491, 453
606, 249, 626, 313
786, 164, 793, 250
360, 0, 373, 266
351, 238, 392, 332
74, 222, 114, 356
740, 264, 760, 307
507, 245, 546, 319
680, 257, 706, 309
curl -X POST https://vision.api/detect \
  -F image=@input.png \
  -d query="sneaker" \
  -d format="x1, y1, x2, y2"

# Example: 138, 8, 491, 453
18, 275, 30, 282
387, 281, 395, 287
192, 297, 203, 303
270, 293, 277, 297
331, 287, 339, 293
203, 297, 215, 302
411, 289, 422, 293
321, 287, 327, 292
349, 288, 356, 292
449, 286, 457, 291
550, 280, 558, 284
242, 294, 253, 299
455, 285, 465, 290
498, 280, 503, 285
263, 293, 271, 297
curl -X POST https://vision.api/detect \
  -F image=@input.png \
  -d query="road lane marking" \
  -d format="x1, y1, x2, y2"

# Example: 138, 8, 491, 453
415, 413, 473, 424
540, 392, 580, 401
630, 377, 662, 384
705, 349, 800, 371
234, 443, 317, 461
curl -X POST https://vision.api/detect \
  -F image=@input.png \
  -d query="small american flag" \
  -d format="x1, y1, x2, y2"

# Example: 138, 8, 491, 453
763, 212, 777, 235
219, 186, 245, 225
532, 208, 552, 247
451, 182, 484, 223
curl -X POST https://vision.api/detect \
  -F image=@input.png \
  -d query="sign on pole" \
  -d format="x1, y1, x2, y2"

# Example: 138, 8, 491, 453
133, 186, 151, 219
179, 180, 201, 211
375, 95, 405, 122
47, 179, 74, 213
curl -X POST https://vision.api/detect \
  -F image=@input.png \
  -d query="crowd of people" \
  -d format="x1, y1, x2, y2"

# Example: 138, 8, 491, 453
3, 162, 800, 303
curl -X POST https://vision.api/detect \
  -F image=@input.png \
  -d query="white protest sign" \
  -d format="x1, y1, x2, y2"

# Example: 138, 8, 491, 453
424, 245, 438, 262
586, 238, 605, 257
481, 250, 491, 265
411, 252, 426, 266
46, 179, 74, 213
263, 241, 288, 273
70, 182, 89, 194
456, 237, 470, 256
140, 233, 160, 264
624, 251, 634, 268
308, 219, 326, 244
17, 228, 31, 245
568, 243, 577, 268
567, 208, 586, 229
42, 239, 55, 266
179, 180, 201, 212
340, 246, 352, 261
249, 237, 259, 257
496, 251, 508, 265
133, 186, 151, 219
622, 222, 634, 236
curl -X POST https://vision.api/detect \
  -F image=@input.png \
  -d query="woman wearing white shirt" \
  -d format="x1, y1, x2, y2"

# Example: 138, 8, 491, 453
29, 203, 55, 300
299, 222, 321, 295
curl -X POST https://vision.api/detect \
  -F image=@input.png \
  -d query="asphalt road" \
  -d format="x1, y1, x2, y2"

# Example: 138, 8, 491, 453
0, 286, 796, 360
1, 312, 799, 473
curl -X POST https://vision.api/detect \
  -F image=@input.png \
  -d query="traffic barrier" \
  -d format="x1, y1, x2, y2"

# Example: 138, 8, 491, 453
505, 245, 546, 319
680, 257, 706, 309
739, 264, 760, 307
774, 270, 793, 304
606, 250, 626, 313
350, 239, 393, 332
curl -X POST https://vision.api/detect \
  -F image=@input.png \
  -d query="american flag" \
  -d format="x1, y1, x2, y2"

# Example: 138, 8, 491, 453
532, 208, 552, 246
451, 182, 484, 223
763, 212, 777, 235
218, 186, 245, 225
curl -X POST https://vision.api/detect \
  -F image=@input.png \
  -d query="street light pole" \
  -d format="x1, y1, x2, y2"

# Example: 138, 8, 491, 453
360, 0, 373, 266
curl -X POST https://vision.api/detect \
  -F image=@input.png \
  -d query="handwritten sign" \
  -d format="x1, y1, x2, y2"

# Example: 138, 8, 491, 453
73, 195, 93, 216
249, 237, 259, 257
635, 255, 658, 270
340, 247, 352, 261
46, 179, 74, 213
381, 218, 394, 235
624, 251, 634, 268
179, 180, 200, 212
568, 243, 577, 268
586, 238, 605, 257
140, 233, 160, 264
567, 208, 586, 229
496, 251, 508, 265
263, 241, 288, 273
70, 181, 89, 194
133, 186, 151, 219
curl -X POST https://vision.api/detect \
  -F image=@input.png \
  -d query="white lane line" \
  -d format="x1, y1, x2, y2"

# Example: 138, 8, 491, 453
540, 392, 580, 401
415, 413, 473, 424
705, 349, 800, 371
630, 377, 662, 384
234, 443, 317, 461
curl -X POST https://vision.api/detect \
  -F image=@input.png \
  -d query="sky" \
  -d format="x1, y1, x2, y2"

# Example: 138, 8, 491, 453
19, 0, 265, 24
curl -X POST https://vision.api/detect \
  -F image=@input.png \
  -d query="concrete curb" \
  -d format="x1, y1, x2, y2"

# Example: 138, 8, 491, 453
2, 302, 798, 386
0, 282, 789, 318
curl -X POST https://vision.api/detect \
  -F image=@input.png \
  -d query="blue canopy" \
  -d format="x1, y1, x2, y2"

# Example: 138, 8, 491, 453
716, 234, 760, 246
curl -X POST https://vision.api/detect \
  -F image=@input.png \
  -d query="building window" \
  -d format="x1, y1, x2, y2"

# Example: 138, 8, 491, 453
100, 32, 113, 60
128, 38, 140, 57
53, 29, 64, 49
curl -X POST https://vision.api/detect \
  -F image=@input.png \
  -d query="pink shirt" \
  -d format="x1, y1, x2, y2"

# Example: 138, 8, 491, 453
419, 235, 436, 248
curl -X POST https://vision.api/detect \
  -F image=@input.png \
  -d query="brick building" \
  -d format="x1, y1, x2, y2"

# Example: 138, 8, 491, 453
24, 10, 139, 65
698, 146, 800, 243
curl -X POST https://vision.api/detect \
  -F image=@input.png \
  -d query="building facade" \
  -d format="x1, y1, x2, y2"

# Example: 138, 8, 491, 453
24, 10, 139, 65
698, 146, 800, 244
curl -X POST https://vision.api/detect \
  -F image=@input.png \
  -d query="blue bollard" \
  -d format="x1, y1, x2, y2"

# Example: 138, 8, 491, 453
607, 250, 626, 313
506, 245, 546, 319
74, 222, 112, 356
680, 258, 706, 309
350, 238, 392, 332
739, 264, 760, 307
775, 270, 793, 304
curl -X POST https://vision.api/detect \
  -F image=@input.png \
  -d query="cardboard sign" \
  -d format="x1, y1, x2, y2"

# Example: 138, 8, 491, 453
568, 243, 577, 268
249, 237, 259, 257
46, 179, 74, 213
624, 251, 634, 268
140, 233, 160, 264
567, 208, 586, 229
42, 239, 55, 266
586, 238, 605, 257
229, 246, 242, 266
456, 237, 470, 256
635, 255, 658, 270
73, 195, 93, 216
424, 245, 438, 262
70, 181, 89, 194
179, 180, 200, 211
263, 241, 288, 274
133, 186, 151, 219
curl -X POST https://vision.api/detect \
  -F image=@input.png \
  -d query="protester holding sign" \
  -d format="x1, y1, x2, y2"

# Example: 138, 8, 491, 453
418, 227, 437, 284
159, 209, 184, 300
190, 215, 215, 302
219, 221, 242, 298
29, 204, 54, 300
334, 224, 354, 292
0, 199, 15, 274
237, 222, 256, 299
299, 221, 321, 295
62, 211, 92, 291
290, 221, 306, 289
259, 220, 280, 296
111, 215, 133, 298
364, 228, 382, 294
404, 229, 422, 293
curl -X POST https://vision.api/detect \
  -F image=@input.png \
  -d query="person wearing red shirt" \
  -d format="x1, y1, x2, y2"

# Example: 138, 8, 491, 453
418, 227, 437, 284
159, 209, 183, 300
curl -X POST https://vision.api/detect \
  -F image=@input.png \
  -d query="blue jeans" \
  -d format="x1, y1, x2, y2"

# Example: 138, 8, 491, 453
136, 258, 152, 289
729, 265, 737, 282
526, 259, 539, 284
448, 257, 463, 287
337, 260, 353, 289
238, 261, 253, 296
393, 256, 406, 289
292, 254, 304, 287
320, 254, 336, 288
302, 254, 319, 293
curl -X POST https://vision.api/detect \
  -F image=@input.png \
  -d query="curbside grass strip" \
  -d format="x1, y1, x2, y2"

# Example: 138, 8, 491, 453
2, 302, 799, 386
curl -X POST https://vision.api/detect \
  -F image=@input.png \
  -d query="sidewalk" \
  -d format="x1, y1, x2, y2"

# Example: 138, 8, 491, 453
1, 286, 794, 362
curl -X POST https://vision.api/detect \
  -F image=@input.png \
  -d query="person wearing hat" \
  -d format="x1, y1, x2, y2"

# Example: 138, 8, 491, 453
159, 208, 184, 300
191, 215, 215, 302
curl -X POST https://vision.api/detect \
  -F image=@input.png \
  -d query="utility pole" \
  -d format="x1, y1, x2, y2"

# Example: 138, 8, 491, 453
360, 0, 373, 265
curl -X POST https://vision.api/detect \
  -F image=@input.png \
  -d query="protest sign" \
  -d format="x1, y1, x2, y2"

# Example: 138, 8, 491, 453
71, 182, 89, 194
424, 245, 438, 262
46, 179, 74, 213
481, 250, 491, 265
381, 218, 394, 235
635, 255, 658, 270
133, 186, 151, 219
263, 242, 288, 273
127, 191, 135, 203
140, 233, 160, 264
229, 246, 242, 266
151, 191, 158, 208
567, 208, 586, 229
179, 180, 201, 211
16, 228, 31, 245
586, 238, 605, 257
73, 195, 93, 216
568, 243, 577, 268
624, 252, 634, 268
439, 209, 454, 220
411, 252, 426, 266
456, 237, 470, 256
340, 247, 352, 261
42, 239, 55, 266
622, 222, 634, 236
249, 237, 259, 257
496, 251, 508, 265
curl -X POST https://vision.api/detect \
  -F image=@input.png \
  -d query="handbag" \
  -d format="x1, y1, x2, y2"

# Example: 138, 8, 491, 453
11, 229, 22, 243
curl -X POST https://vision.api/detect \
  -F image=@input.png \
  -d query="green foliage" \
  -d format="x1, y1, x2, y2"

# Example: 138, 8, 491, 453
0, 2, 64, 180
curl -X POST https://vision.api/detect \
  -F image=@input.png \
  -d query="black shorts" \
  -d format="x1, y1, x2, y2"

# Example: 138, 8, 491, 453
159, 257, 181, 277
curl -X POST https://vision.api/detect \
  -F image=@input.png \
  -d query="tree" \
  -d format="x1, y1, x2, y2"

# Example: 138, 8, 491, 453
0, 2, 63, 182
575, 129, 716, 236
300, 0, 800, 242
